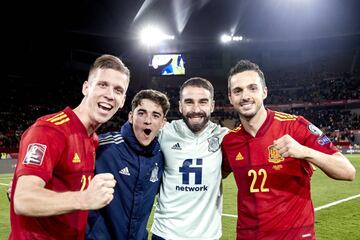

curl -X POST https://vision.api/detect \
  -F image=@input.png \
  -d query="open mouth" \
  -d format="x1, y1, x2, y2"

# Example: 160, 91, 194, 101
187, 113, 205, 119
240, 102, 254, 108
98, 102, 113, 111
240, 101, 252, 106
143, 128, 152, 136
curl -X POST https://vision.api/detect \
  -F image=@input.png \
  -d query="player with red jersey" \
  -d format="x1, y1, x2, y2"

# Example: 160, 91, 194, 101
9, 54, 130, 240
222, 60, 356, 240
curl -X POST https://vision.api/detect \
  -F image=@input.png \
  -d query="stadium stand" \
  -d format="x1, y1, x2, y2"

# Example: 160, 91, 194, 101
2, 37, 360, 157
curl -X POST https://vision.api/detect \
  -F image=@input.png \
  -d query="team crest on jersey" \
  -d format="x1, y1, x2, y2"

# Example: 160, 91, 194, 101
207, 137, 220, 152
150, 163, 159, 183
23, 143, 47, 166
268, 145, 284, 164
308, 124, 323, 136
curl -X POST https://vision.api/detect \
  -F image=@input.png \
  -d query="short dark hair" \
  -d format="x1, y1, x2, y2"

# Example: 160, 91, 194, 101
227, 60, 266, 92
89, 54, 130, 84
131, 89, 170, 116
179, 77, 214, 100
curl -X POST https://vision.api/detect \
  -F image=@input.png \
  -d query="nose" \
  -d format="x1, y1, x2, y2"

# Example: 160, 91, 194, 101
241, 89, 251, 101
192, 102, 201, 112
144, 115, 152, 125
104, 87, 115, 100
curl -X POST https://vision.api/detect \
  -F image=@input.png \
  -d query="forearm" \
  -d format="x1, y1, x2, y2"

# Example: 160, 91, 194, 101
14, 185, 85, 216
303, 148, 356, 181
14, 173, 115, 216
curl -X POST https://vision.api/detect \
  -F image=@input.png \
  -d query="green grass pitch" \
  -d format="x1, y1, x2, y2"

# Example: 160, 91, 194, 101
0, 155, 359, 239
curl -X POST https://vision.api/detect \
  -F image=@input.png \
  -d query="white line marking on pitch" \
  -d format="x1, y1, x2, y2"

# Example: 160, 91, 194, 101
0, 183, 9, 186
222, 194, 360, 218
222, 213, 237, 218
314, 194, 360, 211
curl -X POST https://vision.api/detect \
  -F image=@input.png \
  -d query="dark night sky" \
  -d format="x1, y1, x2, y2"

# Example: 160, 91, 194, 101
5, 0, 360, 100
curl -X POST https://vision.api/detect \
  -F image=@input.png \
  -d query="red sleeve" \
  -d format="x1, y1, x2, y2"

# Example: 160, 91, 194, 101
221, 138, 233, 177
294, 116, 338, 155
16, 124, 65, 183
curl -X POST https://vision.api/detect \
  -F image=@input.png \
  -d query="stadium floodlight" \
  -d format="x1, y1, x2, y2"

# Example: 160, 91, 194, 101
140, 26, 175, 47
221, 34, 244, 44
221, 34, 232, 43
232, 35, 243, 41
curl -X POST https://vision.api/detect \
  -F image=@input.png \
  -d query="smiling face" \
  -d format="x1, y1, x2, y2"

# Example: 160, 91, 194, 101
179, 86, 214, 133
228, 70, 267, 121
82, 68, 128, 128
128, 98, 166, 146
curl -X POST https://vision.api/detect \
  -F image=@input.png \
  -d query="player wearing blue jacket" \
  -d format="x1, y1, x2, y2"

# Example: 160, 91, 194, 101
86, 89, 170, 240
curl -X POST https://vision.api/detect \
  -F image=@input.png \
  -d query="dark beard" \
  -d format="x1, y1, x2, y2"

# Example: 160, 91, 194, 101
239, 111, 256, 121
181, 112, 210, 133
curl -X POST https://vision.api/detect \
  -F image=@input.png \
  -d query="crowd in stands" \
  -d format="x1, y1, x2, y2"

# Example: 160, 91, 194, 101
290, 108, 360, 145
1, 71, 359, 150
266, 71, 360, 104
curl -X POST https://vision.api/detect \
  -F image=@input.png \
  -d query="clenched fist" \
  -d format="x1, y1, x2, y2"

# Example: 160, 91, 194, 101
80, 173, 116, 210
273, 134, 309, 159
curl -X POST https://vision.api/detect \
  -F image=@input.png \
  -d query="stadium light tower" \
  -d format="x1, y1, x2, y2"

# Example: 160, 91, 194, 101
140, 26, 175, 47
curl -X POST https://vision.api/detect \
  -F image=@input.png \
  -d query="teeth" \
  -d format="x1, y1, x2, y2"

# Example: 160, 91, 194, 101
98, 103, 112, 110
241, 103, 252, 106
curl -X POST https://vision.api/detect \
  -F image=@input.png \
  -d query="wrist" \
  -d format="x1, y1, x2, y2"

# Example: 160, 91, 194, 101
75, 191, 87, 210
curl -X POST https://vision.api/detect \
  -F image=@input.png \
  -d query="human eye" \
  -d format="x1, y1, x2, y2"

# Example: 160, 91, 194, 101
200, 99, 209, 105
115, 87, 124, 95
98, 81, 107, 88
250, 85, 258, 91
184, 99, 193, 105
232, 88, 241, 95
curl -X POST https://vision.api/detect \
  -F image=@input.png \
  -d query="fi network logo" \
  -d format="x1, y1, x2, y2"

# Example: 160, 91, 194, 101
179, 159, 202, 184
177, 158, 208, 192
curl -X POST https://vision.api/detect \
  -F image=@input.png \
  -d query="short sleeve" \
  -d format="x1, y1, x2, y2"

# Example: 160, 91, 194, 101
16, 125, 65, 183
294, 116, 338, 156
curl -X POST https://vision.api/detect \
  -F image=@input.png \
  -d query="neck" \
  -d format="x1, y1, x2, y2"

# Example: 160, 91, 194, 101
73, 104, 99, 136
240, 107, 267, 137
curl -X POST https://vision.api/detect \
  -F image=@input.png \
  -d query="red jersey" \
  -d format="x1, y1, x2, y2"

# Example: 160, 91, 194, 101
222, 109, 338, 240
9, 107, 98, 240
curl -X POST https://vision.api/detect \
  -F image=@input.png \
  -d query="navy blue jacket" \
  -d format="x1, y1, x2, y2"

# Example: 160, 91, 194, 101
86, 121, 164, 240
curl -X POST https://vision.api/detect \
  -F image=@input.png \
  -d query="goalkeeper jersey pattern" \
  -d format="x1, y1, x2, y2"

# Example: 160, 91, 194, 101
151, 120, 228, 240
